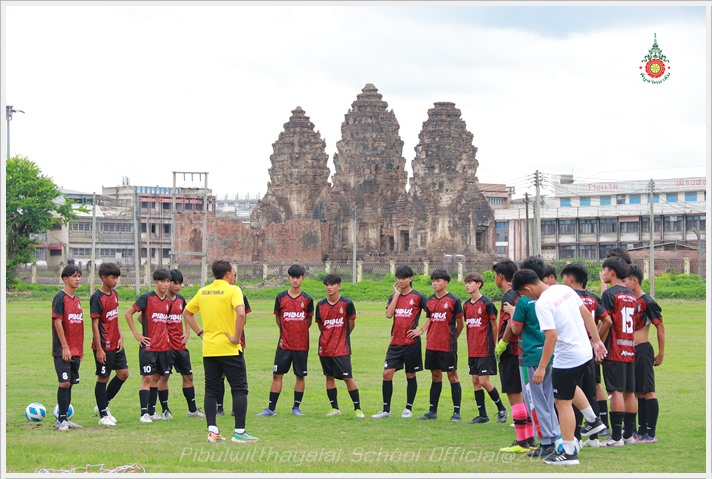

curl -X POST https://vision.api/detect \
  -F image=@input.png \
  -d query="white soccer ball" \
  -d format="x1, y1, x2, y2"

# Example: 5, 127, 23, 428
555, 437, 581, 454
24, 402, 47, 422
53, 403, 74, 420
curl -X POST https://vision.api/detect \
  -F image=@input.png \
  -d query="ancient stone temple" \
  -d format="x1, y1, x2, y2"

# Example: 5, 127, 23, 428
330, 83, 408, 259
409, 102, 494, 256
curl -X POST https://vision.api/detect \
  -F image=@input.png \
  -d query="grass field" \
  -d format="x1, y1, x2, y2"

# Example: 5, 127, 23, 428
3, 298, 708, 474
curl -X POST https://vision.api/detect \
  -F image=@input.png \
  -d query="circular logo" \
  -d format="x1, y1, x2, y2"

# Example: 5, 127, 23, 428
645, 59, 666, 78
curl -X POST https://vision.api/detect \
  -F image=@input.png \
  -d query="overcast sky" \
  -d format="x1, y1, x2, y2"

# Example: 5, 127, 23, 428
2, 2, 709, 200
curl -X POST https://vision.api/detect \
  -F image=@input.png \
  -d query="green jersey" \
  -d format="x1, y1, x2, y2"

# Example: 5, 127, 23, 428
510, 296, 553, 367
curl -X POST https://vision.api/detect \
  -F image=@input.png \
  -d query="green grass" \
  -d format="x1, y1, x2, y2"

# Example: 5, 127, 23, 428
4, 298, 707, 473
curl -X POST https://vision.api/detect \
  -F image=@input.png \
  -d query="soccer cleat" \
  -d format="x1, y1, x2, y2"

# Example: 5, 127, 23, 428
496, 410, 508, 423
140, 414, 153, 423
187, 409, 205, 418
527, 445, 555, 458
66, 420, 83, 429
468, 416, 490, 424
602, 438, 624, 447
162, 410, 173, 420
56, 420, 69, 431
354, 409, 365, 418
325, 409, 342, 417
623, 436, 637, 445
371, 411, 392, 419
598, 427, 611, 437
256, 408, 277, 417
543, 451, 580, 466
150, 413, 163, 421
98, 416, 116, 426
291, 407, 304, 416
638, 435, 658, 444
216, 407, 225, 416
499, 444, 530, 453
232, 431, 259, 443
581, 438, 600, 448
449, 412, 462, 423
207, 432, 227, 443
401, 408, 413, 418
580, 418, 606, 437
417, 411, 438, 420
94, 405, 117, 423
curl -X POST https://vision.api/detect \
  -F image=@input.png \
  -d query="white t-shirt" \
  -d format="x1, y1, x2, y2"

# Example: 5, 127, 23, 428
535, 284, 592, 369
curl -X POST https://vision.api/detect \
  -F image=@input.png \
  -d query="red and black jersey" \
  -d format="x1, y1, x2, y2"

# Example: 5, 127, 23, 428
575, 289, 609, 339
274, 291, 314, 351
425, 293, 464, 353
386, 290, 429, 346
90, 289, 121, 351
52, 291, 85, 358
131, 291, 171, 352
464, 295, 498, 358
498, 289, 521, 356
166, 294, 187, 351
633, 293, 663, 331
316, 296, 357, 357
240, 295, 252, 350
601, 284, 637, 362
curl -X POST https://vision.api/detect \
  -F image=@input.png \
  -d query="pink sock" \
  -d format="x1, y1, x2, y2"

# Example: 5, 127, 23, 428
512, 403, 529, 442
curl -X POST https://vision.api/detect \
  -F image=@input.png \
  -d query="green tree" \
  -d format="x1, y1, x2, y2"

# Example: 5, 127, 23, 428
5, 156, 77, 287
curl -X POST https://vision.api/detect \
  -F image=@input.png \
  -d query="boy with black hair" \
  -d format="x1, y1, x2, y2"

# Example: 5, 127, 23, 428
157, 269, 204, 420
91, 262, 128, 426
411, 269, 464, 422
372, 265, 429, 419
599, 256, 638, 447
543, 265, 558, 285
124, 268, 172, 423
462, 272, 508, 425
624, 265, 664, 444
511, 269, 607, 466
315, 274, 363, 417
257, 264, 314, 416
600, 247, 632, 294
52, 260, 85, 431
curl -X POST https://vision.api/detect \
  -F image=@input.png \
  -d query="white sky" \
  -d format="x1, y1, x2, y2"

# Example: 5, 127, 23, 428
2, 2, 710, 200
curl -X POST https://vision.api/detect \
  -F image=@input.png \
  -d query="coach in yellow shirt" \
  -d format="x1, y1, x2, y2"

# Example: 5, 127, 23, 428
184, 259, 258, 443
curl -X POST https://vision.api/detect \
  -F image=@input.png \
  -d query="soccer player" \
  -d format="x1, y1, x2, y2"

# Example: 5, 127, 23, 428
599, 256, 639, 447
90, 262, 128, 427
52, 260, 85, 431
217, 294, 251, 417
543, 264, 558, 285
156, 269, 205, 420
124, 268, 172, 423
372, 265, 428, 419
257, 264, 314, 417
492, 259, 535, 452
560, 262, 613, 446
624, 265, 665, 443
512, 269, 608, 466
183, 259, 258, 443
462, 272, 508, 425
411, 269, 464, 422
315, 274, 363, 418
600, 247, 632, 295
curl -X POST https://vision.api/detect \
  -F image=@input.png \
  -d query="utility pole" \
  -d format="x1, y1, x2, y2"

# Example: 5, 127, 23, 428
692, 228, 702, 277
133, 190, 140, 295
524, 192, 530, 258
533, 170, 542, 256
6, 105, 25, 159
648, 178, 655, 297
90, 193, 97, 295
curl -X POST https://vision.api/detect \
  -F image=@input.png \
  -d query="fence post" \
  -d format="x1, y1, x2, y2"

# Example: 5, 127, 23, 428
325, 260, 331, 274
683, 257, 690, 275
457, 259, 464, 282
31, 263, 38, 284
262, 263, 269, 279
423, 260, 430, 277
58, 262, 65, 285
389, 259, 396, 276
356, 260, 363, 283
643, 259, 650, 281
144, 262, 151, 286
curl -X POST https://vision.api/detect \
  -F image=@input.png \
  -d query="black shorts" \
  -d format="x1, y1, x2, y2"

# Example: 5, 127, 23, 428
635, 342, 655, 393
498, 352, 522, 394
139, 349, 171, 377
424, 350, 457, 372
603, 359, 635, 393
384, 342, 423, 373
468, 356, 498, 376
320, 355, 353, 379
167, 349, 194, 376
553, 360, 594, 400
94, 349, 129, 377
273, 347, 308, 377
54, 356, 81, 384
595, 360, 602, 384
574, 357, 598, 399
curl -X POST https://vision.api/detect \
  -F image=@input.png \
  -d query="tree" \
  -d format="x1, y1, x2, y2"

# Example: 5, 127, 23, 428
5, 156, 78, 287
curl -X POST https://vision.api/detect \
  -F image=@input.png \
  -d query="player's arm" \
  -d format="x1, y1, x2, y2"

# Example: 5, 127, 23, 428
183, 309, 203, 337
534, 329, 557, 384
348, 318, 355, 333
597, 313, 612, 344
455, 314, 464, 339
385, 287, 399, 319
653, 322, 665, 366
580, 305, 607, 361
408, 318, 430, 338
501, 321, 514, 342
91, 317, 106, 364
181, 311, 191, 344
490, 317, 498, 349
53, 318, 72, 362
124, 307, 149, 347
225, 305, 246, 345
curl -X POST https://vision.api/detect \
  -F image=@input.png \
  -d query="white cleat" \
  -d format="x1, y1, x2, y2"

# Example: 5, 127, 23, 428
99, 416, 117, 426
371, 411, 392, 419
140, 414, 153, 423
401, 408, 413, 418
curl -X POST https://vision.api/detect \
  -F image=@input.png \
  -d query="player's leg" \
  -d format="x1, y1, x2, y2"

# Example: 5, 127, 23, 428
54, 357, 73, 430
292, 350, 308, 414
543, 366, 580, 465
526, 365, 559, 458
374, 345, 400, 418
94, 349, 113, 424
203, 356, 226, 442
259, 348, 287, 415
148, 373, 162, 420
470, 373, 488, 422
447, 368, 462, 422
138, 350, 157, 422
223, 353, 255, 442
157, 374, 171, 417
403, 342, 422, 416
339, 357, 362, 416
480, 356, 507, 419
216, 374, 226, 415
106, 349, 129, 410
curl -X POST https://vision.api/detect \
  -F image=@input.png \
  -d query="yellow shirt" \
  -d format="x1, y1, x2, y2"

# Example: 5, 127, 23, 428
185, 279, 244, 357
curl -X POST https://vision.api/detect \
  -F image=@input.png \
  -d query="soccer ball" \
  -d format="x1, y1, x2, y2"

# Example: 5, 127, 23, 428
53, 403, 74, 420
555, 437, 581, 454
24, 403, 47, 422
